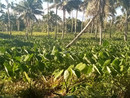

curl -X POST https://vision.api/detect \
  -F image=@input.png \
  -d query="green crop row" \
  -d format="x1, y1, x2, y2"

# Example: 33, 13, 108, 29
0, 35, 130, 97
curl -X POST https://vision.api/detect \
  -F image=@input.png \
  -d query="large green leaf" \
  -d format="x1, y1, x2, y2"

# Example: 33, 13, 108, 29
23, 71, 31, 83
103, 59, 111, 66
93, 64, 102, 75
112, 58, 120, 73
75, 63, 87, 72
54, 69, 64, 81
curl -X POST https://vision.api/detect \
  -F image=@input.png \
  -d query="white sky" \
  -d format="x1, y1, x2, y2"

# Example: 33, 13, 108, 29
1, 0, 123, 21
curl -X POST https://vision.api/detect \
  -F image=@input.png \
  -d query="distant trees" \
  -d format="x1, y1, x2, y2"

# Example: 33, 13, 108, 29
5, 0, 12, 38
53, 0, 61, 39
66, 0, 122, 47
118, 0, 130, 41
0, 2, 5, 13
13, 0, 43, 38
66, 17, 82, 33
0, 13, 25, 32
43, 11, 62, 32
0, 0, 129, 44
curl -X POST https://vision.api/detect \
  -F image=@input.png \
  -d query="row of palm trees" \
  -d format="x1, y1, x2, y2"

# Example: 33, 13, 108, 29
0, 0, 129, 46
66, 0, 130, 47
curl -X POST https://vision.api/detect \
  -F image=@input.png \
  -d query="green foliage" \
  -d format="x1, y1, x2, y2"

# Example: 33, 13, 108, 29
0, 33, 130, 97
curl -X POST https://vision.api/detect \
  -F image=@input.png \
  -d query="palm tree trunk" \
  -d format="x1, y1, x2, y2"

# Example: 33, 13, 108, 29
64, 10, 67, 34
25, 19, 29, 39
74, 10, 78, 36
110, 22, 112, 38
55, 6, 58, 40
6, 0, 11, 38
91, 20, 94, 33
26, 27, 28, 39
66, 14, 98, 48
61, 9, 65, 39
99, 22, 102, 45
17, 19, 20, 31
81, 11, 85, 31
47, 2, 50, 37
95, 19, 98, 39
110, 17, 114, 38
5, 25, 7, 32
30, 21, 33, 36
99, 17, 103, 45
71, 11, 74, 33
124, 11, 128, 41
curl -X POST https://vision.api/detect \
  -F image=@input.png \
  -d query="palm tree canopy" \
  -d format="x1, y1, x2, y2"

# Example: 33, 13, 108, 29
118, 0, 130, 9
0, 12, 17, 24
12, 0, 43, 22
48, 0, 82, 13
86, 0, 117, 18
118, 0, 130, 15
0, 2, 5, 13
43, 11, 62, 25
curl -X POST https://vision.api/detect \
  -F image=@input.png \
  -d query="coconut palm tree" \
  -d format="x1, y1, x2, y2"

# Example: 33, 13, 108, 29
71, 11, 74, 33
58, 0, 73, 39
43, 11, 62, 32
105, 0, 117, 38
48, 0, 70, 39
48, 0, 82, 39
80, 0, 88, 30
0, 2, 5, 14
43, 0, 53, 37
115, 15, 126, 32
0, 12, 18, 32
5, 0, 12, 38
0, 12, 9, 32
85, 0, 116, 44
66, 0, 117, 48
12, 0, 43, 39
72, 0, 82, 36
53, 0, 61, 39
118, 0, 130, 41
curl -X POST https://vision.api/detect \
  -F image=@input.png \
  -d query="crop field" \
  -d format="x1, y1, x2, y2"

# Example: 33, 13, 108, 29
0, 32, 130, 98
0, 0, 130, 97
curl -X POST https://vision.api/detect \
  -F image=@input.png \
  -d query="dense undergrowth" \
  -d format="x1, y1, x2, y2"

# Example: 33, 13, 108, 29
0, 32, 130, 98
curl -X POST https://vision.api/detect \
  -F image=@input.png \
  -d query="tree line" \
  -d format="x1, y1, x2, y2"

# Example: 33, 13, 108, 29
0, 0, 129, 45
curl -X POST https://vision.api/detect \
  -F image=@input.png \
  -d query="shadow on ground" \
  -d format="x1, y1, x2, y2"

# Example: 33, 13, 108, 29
0, 33, 14, 39
0, 33, 33, 47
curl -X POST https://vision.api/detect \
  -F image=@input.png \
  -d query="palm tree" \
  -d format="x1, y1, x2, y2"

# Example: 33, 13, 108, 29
53, 0, 61, 39
66, 0, 116, 48
49, 0, 82, 39
0, 2, 5, 14
43, 11, 62, 32
115, 15, 127, 33
105, 0, 117, 38
16, 18, 20, 31
80, 0, 88, 31
5, 0, 12, 38
118, 0, 130, 41
48, 0, 71, 39
86, 0, 117, 45
13, 0, 43, 39
71, 11, 74, 33
0, 13, 8, 32
72, 0, 82, 36
43, 0, 53, 37
0, 12, 18, 32
58, 0, 72, 39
